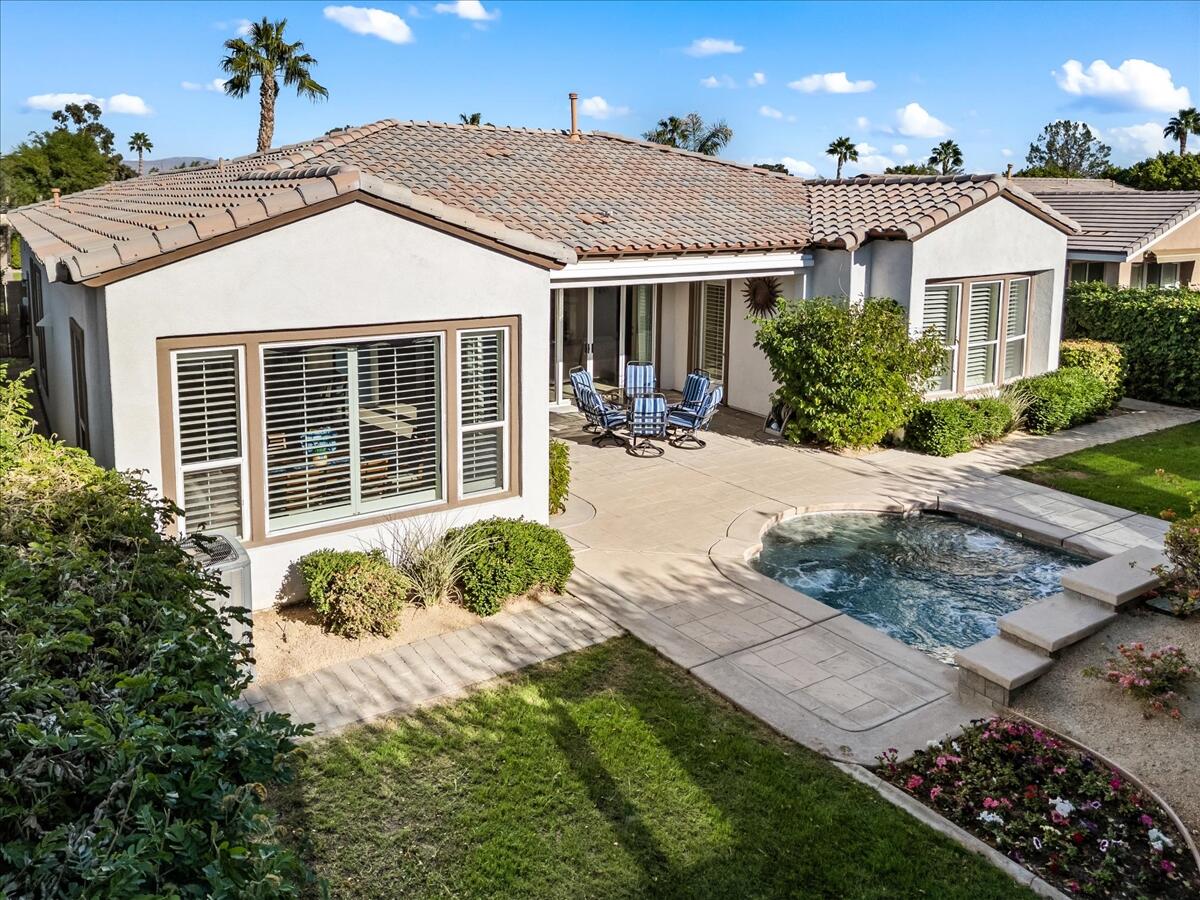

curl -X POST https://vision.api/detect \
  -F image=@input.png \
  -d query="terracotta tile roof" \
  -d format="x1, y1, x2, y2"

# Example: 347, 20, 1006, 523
8, 119, 1079, 284
1023, 188, 1200, 257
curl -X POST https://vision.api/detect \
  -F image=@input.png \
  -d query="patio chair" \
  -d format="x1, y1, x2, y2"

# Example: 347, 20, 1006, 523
624, 361, 656, 399
668, 385, 723, 448
576, 383, 628, 446
627, 392, 668, 457
569, 366, 598, 431
669, 370, 711, 414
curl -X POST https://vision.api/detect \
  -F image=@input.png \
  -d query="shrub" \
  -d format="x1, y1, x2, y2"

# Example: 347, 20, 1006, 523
1059, 339, 1125, 406
376, 518, 490, 608
905, 399, 981, 456
1065, 282, 1200, 406
299, 548, 410, 637
1084, 643, 1196, 718
0, 372, 309, 896
448, 517, 574, 616
550, 438, 570, 515
1164, 512, 1200, 595
755, 297, 944, 449
970, 396, 1016, 442
1013, 367, 1111, 435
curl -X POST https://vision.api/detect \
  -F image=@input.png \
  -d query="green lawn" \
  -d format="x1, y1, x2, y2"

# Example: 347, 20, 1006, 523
272, 637, 1029, 899
1007, 421, 1200, 518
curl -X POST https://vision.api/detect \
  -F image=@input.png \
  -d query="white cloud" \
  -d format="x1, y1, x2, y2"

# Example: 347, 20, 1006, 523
181, 78, 227, 93
579, 96, 628, 119
748, 71, 766, 86
234, 18, 253, 36
24, 91, 152, 115
854, 141, 878, 155
323, 5, 414, 43
759, 105, 784, 120
685, 37, 743, 57
780, 157, 817, 177
1000, 148, 1013, 158
700, 74, 735, 89
788, 72, 875, 94
1055, 58, 1190, 112
896, 102, 950, 138
891, 143, 908, 156
433, 0, 499, 20
855, 116, 871, 129
1108, 121, 1170, 157
848, 153, 895, 173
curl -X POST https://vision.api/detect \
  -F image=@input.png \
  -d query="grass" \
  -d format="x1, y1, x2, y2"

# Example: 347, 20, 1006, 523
1007, 421, 1200, 518
272, 637, 1030, 899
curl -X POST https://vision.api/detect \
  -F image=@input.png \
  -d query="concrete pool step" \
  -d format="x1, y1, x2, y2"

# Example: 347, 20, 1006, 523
955, 637, 1054, 707
1060, 545, 1167, 608
997, 593, 1118, 657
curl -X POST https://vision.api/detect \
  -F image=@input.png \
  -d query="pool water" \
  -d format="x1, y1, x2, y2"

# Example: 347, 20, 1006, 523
752, 513, 1082, 663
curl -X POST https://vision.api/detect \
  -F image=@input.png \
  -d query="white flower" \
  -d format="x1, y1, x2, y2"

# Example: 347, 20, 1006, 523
1148, 828, 1174, 851
1050, 797, 1075, 818
926, 739, 942, 749
951, 741, 961, 753
978, 811, 1005, 826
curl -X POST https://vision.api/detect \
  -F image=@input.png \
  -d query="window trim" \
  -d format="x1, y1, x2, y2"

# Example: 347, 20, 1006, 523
457, 325, 511, 500
1003, 277, 1031, 382
157, 315, 520, 547
69, 318, 90, 453
29, 263, 49, 398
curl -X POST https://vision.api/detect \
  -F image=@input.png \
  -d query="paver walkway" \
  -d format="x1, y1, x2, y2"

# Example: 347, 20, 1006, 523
242, 594, 621, 736
552, 400, 1198, 762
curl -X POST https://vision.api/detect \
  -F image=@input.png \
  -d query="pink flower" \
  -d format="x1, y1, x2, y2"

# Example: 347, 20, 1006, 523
906, 775, 924, 791
1053, 766, 1066, 775
930, 786, 943, 801
1140, 814, 1154, 827
1162, 860, 1176, 874
1109, 775, 1123, 792
983, 797, 1001, 809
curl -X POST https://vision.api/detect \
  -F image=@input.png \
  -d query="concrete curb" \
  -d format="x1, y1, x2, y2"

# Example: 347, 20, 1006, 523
834, 762, 1069, 899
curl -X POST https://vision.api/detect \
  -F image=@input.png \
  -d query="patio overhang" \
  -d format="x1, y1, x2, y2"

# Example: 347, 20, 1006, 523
550, 251, 814, 288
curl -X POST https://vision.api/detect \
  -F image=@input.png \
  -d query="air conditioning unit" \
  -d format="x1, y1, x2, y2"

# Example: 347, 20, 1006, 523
182, 529, 254, 675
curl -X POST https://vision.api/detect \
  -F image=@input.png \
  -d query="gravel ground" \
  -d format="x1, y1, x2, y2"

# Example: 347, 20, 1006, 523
1014, 607, 1200, 840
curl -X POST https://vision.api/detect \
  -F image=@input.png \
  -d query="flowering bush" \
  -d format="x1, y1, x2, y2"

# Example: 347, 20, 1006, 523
1084, 643, 1195, 718
878, 717, 1199, 898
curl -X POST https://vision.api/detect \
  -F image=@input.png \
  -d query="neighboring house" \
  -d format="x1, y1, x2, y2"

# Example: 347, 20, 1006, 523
1017, 179, 1200, 288
9, 116, 1075, 607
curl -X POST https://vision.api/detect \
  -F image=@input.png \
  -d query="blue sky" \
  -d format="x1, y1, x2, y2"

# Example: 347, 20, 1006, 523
2, 0, 1197, 176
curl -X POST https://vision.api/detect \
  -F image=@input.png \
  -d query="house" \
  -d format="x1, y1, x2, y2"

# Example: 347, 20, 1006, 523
9, 109, 1077, 608
1016, 179, 1200, 288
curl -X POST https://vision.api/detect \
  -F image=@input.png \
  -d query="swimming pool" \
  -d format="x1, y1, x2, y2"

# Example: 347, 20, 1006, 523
752, 512, 1082, 663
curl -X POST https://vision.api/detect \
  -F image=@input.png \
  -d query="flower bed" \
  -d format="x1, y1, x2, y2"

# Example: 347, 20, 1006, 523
878, 717, 1200, 898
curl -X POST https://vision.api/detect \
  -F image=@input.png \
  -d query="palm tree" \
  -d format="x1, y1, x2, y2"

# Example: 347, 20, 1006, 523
1163, 108, 1200, 155
221, 17, 328, 153
127, 131, 153, 176
459, 113, 482, 125
928, 140, 964, 176
643, 113, 733, 156
826, 136, 858, 178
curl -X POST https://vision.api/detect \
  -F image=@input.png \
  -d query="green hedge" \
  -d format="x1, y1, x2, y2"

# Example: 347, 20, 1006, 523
904, 396, 1019, 456
1059, 339, 1125, 407
1014, 367, 1112, 434
448, 518, 574, 616
549, 438, 570, 515
0, 371, 309, 896
299, 548, 411, 637
1065, 283, 1200, 407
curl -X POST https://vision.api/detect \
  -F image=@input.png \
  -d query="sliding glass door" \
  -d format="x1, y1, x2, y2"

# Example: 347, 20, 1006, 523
550, 285, 658, 406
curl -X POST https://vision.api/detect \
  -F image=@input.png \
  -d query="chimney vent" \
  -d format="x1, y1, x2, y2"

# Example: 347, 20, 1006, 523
218, 157, 226, 173
1005, 163, 1014, 179
568, 93, 581, 142
51, 187, 61, 207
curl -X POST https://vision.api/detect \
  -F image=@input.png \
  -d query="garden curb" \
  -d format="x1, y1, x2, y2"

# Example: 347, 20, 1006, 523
833, 762, 1070, 900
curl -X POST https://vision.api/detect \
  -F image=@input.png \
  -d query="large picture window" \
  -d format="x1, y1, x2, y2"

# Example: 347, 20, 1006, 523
459, 328, 508, 496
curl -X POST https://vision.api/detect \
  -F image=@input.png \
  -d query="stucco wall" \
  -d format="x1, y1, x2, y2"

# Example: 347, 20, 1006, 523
725, 273, 804, 416
103, 201, 551, 608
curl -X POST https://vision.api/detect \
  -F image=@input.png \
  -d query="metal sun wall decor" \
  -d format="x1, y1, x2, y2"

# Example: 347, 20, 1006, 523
742, 276, 783, 318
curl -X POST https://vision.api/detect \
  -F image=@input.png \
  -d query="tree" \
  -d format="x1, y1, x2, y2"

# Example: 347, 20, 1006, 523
825, 136, 858, 178
127, 132, 153, 176
643, 113, 733, 156
458, 112, 493, 126
927, 140, 963, 175
221, 17, 328, 153
1163, 107, 1200, 156
1021, 120, 1112, 178
754, 162, 790, 174
884, 163, 939, 175
1112, 152, 1200, 190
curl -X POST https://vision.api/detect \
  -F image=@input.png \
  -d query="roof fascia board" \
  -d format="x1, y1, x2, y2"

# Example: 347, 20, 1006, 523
1067, 251, 1126, 262
551, 252, 813, 286
1125, 204, 1200, 260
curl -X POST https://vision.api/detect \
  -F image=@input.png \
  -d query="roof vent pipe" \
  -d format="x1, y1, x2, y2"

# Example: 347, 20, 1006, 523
51, 187, 60, 207
1005, 163, 1013, 179
218, 157, 226, 173
568, 93, 581, 142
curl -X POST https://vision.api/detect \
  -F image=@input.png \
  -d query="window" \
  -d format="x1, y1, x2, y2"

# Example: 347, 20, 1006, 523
174, 348, 246, 536
1004, 278, 1030, 380
29, 264, 48, 394
1157, 262, 1180, 287
696, 281, 728, 384
1069, 262, 1106, 284
459, 328, 508, 496
922, 283, 961, 392
965, 281, 1001, 388
69, 319, 89, 453
1130, 263, 1146, 288
262, 335, 443, 531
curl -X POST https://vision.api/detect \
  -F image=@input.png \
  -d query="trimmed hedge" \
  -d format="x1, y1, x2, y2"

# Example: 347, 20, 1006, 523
549, 438, 570, 515
904, 396, 1019, 456
1065, 283, 1200, 407
448, 517, 574, 616
971, 396, 1014, 442
299, 548, 411, 637
1059, 339, 1125, 407
1014, 367, 1111, 435
0, 371, 309, 896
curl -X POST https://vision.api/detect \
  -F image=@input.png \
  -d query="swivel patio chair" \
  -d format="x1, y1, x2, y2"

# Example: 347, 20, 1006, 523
627, 392, 668, 457
569, 366, 598, 431
667, 385, 723, 448
576, 383, 628, 447
624, 361, 656, 400
669, 370, 711, 415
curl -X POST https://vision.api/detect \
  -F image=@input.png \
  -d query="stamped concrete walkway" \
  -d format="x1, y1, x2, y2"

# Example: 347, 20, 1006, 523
553, 400, 1198, 763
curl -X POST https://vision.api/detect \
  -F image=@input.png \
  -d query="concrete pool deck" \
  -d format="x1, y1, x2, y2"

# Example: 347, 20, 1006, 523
552, 401, 1199, 763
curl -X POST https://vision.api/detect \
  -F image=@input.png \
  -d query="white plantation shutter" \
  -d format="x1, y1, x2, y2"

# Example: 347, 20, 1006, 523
700, 282, 727, 383
922, 284, 960, 392
174, 348, 245, 536
460, 328, 507, 495
1004, 278, 1030, 380
965, 282, 1000, 388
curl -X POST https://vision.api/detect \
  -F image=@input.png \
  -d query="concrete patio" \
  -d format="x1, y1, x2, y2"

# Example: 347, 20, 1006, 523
552, 400, 1199, 763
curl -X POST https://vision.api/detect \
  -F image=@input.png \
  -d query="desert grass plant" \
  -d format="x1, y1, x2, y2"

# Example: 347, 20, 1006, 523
376, 517, 491, 608
1084, 643, 1196, 718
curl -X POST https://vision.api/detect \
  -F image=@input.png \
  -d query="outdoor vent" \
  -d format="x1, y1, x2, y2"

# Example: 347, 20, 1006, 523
187, 534, 238, 567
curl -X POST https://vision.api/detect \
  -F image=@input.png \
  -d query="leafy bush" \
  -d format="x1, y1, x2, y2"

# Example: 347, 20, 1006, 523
1084, 643, 1195, 718
755, 297, 944, 449
1164, 512, 1200, 595
0, 372, 309, 896
971, 396, 1016, 441
905, 399, 981, 456
376, 518, 489, 608
1059, 339, 1125, 406
1065, 283, 1200, 406
1112, 151, 1200, 191
448, 517, 574, 616
1013, 367, 1111, 435
550, 438, 570, 515
299, 548, 410, 637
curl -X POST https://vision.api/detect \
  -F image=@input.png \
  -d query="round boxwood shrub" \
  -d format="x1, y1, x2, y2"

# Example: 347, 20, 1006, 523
448, 517, 574, 616
299, 548, 411, 638
1014, 367, 1111, 435
905, 399, 982, 456
970, 396, 1016, 442
1059, 339, 1125, 407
